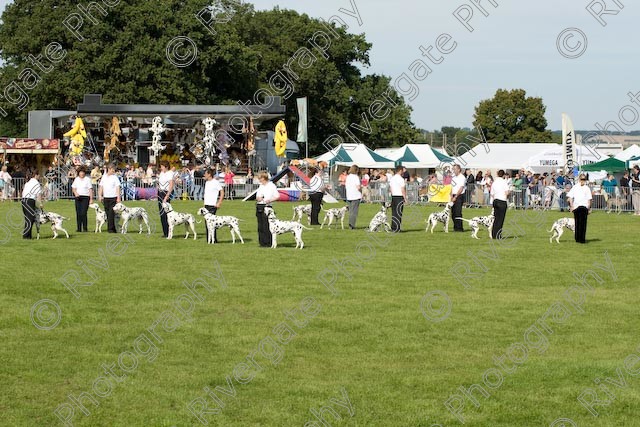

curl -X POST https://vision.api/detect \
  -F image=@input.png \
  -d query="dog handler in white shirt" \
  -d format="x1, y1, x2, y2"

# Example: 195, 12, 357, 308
157, 161, 175, 238
489, 169, 510, 239
71, 166, 93, 232
567, 173, 592, 244
203, 168, 224, 243
21, 170, 42, 239
256, 172, 280, 247
450, 164, 467, 232
98, 164, 121, 233
389, 165, 407, 232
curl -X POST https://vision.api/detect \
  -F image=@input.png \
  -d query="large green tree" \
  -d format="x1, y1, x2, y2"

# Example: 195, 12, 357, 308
0, 0, 419, 154
473, 89, 556, 143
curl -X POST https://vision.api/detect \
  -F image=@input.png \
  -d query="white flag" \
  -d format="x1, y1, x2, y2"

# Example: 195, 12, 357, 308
296, 97, 308, 143
562, 113, 576, 174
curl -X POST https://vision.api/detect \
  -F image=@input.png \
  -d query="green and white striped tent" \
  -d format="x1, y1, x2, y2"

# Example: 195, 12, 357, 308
316, 143, 396, 169
380, 144, 454, 168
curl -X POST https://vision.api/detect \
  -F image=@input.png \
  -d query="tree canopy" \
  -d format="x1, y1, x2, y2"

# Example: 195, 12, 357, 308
473, 89, 557, 143
0, 0, 419, 154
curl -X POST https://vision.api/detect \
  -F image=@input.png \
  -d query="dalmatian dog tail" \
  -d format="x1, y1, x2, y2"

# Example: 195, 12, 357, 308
301, 225, 313, 230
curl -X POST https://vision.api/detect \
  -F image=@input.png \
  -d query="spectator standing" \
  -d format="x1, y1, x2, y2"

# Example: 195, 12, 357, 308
98, 164, 121, 233
490, 170, 510, 239
345, 165, 362, 229
451, 164, 466, 232
389, 165, 407, 232
90, 166, 102, 196
567, 173, 592, 243
193, 166, 204, 200
481, 172, 492, 206
0, 165, 12, 201
338, 170, 347, 201
21, 170, 42, 239
203, 168, 224, 243
631, 165, 640, 215
45, 166, 58, 201
72, 167, 93, 232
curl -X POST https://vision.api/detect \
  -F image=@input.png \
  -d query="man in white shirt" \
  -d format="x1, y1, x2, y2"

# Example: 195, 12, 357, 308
567, 173, 592, 243
489, 169, 510, 239
308, 168, 324, 225
157, 161, 175, 238
345, 165, 362, 229
203, 168, 224, 243
21, 170, 42, 239
98, 164, 121, 233
450, 164, 467, 232
389, 165, 407, 232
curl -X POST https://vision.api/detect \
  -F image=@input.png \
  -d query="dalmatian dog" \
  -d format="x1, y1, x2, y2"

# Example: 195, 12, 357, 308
528, 194, 542, 210
368, 203, 392, 232
89, 203, 107, 233
292, 204, 313, 224
196, 208, 244, 244
426, 202, 453, 233
112, 203, 151, 234
264, 206, 312, 249
455, 210, 495, 239
320, 205, 349, 229
162, 202, 198, 240
35, 209, 70, 239
548, 217, 575, 243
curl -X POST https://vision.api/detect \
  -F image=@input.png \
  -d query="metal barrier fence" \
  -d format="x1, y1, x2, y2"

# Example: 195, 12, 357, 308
323, 180, 640, 213
1, 177, 638, 212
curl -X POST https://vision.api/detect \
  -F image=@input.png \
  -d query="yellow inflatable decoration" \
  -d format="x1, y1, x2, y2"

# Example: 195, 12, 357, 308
274, 120, 288, 157
63, 116, 87, 156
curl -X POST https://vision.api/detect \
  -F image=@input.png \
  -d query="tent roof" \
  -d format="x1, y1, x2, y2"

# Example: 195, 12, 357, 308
614, 144, 640, 161
580, 157, 627, 172
382, 144, 453, 168
316, 143, 395, 168
458, 143, 559, 170
525, 145, 603, 173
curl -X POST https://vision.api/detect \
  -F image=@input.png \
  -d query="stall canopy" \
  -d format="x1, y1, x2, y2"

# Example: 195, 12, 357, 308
459, 143, 558, 170
316, 143, 396, 168
525, 145, 602, 173
580, 157, 627, 173
0, 138, 59, 154
614, 144, 640, 161
382, 144, 454, 168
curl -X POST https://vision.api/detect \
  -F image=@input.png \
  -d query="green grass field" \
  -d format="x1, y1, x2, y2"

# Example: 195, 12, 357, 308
1, 199, 638, 427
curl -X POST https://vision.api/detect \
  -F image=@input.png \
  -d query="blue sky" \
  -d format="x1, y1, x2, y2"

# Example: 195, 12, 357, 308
2, 0, 638, 131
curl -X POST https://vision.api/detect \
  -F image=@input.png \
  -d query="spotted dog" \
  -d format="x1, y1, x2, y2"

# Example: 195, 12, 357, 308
89, 203, 107, 233
426, 202, 453, 233
455, 210, 494, 239
162, 202, 197, 240
264, 206, 312, 249
320, 205, 349, 229
112, 202, 151, 234
197, 208, 244, 244
292, 204, 313, 225
35, 209, 70, 239
548, 217, 575, 243
367, 203, 391, 232
528, 194, 542, 210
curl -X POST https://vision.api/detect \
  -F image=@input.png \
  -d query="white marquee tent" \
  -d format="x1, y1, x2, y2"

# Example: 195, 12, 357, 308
377, 144, 454, 169
316, 143, 396, 168
524, 145, 603, 173
614, 144, 640, 161
457, 143, 558, 171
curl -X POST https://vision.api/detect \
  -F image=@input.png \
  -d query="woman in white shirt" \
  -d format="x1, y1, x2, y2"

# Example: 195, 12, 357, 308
157, 161, 175, 238
21, 170, 42, 239
345, 165, 362, 229
0, 165, 12, 201
567, 173, 592, 244
72, 167, 93, 232
256, 172, 280, 247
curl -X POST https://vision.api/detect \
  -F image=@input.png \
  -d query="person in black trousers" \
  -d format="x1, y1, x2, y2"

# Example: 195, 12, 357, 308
308, 168, 324, 225
203, 168, 224, 243
450, 164, 467, 231
256, 172, 280, 247
72, 167, 93, 232
568, 173, 592, 244
157, 162, 174, 238
98, 164, 121, 233
389, 166, 407, 232
21, 171, 42, 239
489, 169, 510, 239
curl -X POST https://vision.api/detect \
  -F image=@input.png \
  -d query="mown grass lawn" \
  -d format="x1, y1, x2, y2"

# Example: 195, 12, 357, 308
0, 199, 638, 427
